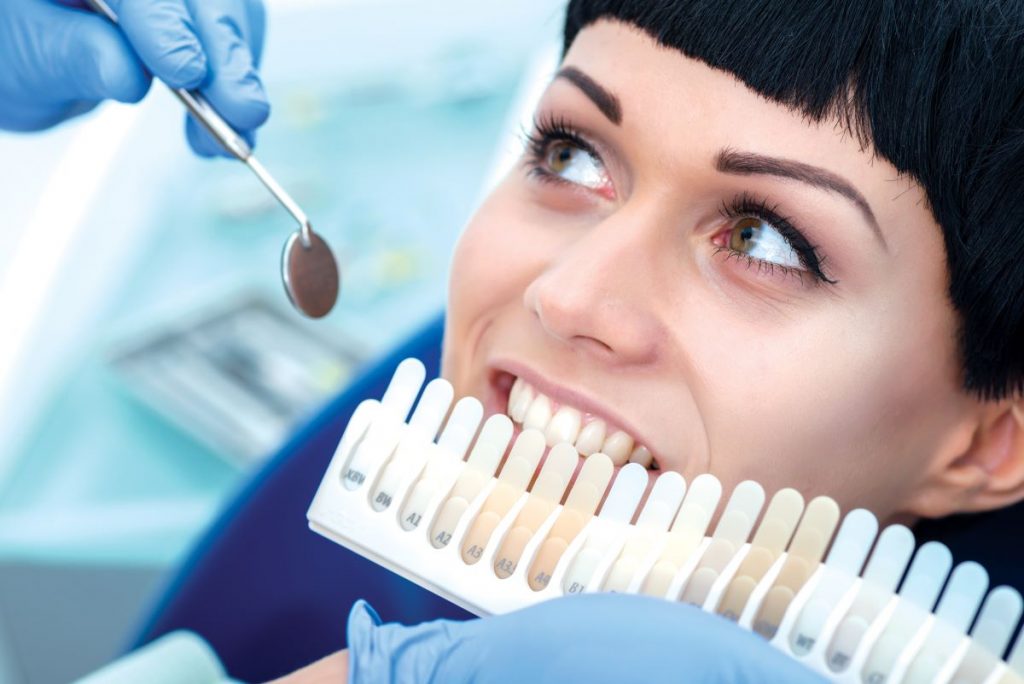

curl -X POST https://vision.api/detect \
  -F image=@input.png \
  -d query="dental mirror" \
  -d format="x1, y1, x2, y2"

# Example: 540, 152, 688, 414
86, 0, 341, 319
246, 157, 341, 319
281, 226, 340, 319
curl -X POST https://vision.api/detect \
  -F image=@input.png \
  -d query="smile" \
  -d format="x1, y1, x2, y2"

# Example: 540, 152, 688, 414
500, 374, 654, 468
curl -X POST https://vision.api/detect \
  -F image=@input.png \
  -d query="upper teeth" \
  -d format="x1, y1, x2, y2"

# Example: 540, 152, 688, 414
506, 377, 653, 467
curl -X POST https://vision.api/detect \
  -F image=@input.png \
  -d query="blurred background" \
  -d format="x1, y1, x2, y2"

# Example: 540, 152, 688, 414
0, 0, 563, 681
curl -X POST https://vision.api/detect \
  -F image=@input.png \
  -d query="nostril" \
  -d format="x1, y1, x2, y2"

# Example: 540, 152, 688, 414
529, 290, 620, 356
573, 335, 614, 355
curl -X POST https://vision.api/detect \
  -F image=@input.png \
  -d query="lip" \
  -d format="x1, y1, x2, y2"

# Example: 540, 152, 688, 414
486, 356, 660, 467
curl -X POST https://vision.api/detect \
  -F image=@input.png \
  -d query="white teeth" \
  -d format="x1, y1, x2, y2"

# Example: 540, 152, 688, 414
601, 430, 635, 465
628, 445, 653, 468
508, 377, 523, 407
522, 393, 552, 432
502, 376, 652, 467
574, 419, 607, 456
545, 406, 582, 447
508, 380, 533, 423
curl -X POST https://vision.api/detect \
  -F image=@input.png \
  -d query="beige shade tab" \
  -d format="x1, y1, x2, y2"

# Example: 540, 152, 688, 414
528, 453, 615, 590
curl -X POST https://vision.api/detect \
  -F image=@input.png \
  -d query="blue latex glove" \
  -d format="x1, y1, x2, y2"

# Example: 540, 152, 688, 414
0, 0, 269, 157
346, 593, 825, 683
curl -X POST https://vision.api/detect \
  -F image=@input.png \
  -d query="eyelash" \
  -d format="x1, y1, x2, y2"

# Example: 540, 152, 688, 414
523, 118, 837, 286
718, 193, 837, 286
522, 114, 603, 187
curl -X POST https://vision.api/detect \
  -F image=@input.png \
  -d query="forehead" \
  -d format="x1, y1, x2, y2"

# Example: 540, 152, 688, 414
558, 21, 891, 188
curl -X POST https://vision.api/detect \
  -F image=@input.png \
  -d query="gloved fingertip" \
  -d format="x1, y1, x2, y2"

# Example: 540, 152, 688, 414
212, 69, 271, 131
241, 85, 271, 129
156, 45, 209, 91
185, 116, 225, 158
98, 62, 152, 104
345, 600, 385, 684
348, 600, 384, 632
185, 115, 259, 158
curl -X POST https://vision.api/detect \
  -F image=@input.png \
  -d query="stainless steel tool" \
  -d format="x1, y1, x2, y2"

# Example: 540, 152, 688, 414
86, 0, 340, 318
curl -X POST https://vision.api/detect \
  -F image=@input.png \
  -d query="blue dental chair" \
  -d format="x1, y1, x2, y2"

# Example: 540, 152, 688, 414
129, 314, 1024, 682
129, 314, 471, 683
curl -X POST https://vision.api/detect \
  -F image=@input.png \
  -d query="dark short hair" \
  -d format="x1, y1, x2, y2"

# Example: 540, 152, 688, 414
564, 0, 1024, 400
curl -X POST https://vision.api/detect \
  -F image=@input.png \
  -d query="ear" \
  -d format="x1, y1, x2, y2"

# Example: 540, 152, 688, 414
906, 400, 1024, 518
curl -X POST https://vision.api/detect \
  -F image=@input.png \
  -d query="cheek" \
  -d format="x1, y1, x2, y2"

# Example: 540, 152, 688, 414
450, 188, 529, 318
691, 293, 963, 516
443, 182, 547, 382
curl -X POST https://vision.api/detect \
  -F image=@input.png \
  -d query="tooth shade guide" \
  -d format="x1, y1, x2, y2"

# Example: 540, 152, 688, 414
309, 357, 1024, 684
971, 586, 1024, 658
789, 508, 878, 657
342, 358, 427, 490
903, 541, 955, 610
460, 429, 546, 565
860, 541, 954, 684
824, 523, 916, 673
528, 453, 614, 590
716, 488, 804, 622
430, 414, 514, 549
398, 395, 483, 532
642, 474, 726, 599
949, 586, 1022, 684
676, 480, 765, 606
408, 378, 456, 441
493, 443, 578, 579
638, 471, 688, 528
752, 496, 841, 639
600, 471, 688, 593
370, 378, 456, 512
1007, 617, 1024, 674
903, 561, 989, 684
560, 462, 647, 595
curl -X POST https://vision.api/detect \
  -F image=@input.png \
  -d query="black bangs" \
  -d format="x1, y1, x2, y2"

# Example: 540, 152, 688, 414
564, 0, 1024, 400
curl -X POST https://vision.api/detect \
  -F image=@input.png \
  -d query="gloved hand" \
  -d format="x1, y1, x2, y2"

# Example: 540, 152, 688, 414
346, 593, 825, 683
0, 0, 269, 157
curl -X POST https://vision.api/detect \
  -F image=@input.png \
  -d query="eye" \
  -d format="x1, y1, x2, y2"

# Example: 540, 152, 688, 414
524, 115, 614, 198
717, 194, 837, 285
727, 217, 803, 270
543, 140, 608, 189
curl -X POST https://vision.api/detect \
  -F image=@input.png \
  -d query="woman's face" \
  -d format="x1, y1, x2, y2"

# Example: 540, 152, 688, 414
442, 20, 973, 520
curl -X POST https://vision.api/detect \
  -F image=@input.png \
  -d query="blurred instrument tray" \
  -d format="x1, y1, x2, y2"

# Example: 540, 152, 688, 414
108, 294, 367, 467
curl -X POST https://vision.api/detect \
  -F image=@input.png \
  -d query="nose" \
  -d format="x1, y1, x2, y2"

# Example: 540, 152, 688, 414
523, 208, 663, 364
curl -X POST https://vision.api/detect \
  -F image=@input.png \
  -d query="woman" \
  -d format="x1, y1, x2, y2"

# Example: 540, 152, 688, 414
9, 0, 1019, 680
276, 0, 1024, 680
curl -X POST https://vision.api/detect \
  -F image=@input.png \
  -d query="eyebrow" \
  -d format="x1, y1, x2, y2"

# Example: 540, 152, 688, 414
556, 66, 623, 125
716, 149, 887, 249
